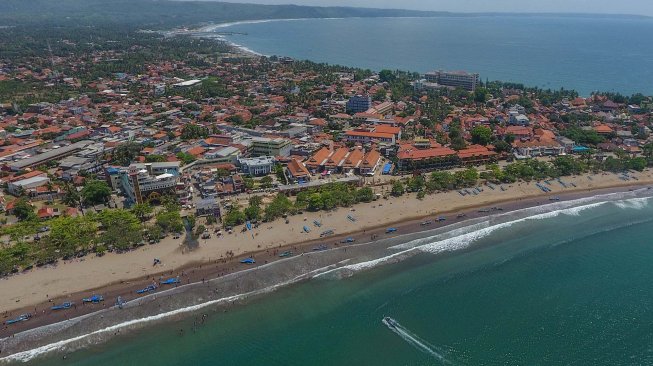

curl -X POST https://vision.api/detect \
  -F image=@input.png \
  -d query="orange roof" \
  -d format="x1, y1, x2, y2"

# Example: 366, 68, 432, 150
186, 146, 207, 157
457, 145, 497, 159
306, 147, 332, 167
397, 147, 457, 160
361, 150, 381, 169
325, 147, 349, 168
287, 158, 310, 178
342, 148, 364, 169
594, 125, 613, 134
374, 125, 401, 135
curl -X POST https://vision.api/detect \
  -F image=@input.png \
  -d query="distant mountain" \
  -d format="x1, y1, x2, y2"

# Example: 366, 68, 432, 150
0, 0, 649, 28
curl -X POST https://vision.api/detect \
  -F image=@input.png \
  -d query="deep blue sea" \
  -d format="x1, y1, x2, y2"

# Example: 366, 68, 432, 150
219, 16, 653, 96
14, 190, 653, 365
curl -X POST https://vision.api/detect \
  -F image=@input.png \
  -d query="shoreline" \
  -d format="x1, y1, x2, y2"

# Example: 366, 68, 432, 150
1, 175, 653, 360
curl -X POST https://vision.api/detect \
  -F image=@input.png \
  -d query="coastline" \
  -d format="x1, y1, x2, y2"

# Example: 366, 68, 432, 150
2, 172, 653, 361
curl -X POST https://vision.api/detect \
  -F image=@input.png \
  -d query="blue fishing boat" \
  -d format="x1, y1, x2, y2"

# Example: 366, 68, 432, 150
347, 215, 357, 222
313, 220, 322, 227
313, 244, 328, 251
279, 251, 293, 258
137, 284, 158, 294
160, 277, 180, 285
51, 302, 73, 310
5, 313, 31, 325
320, 229, 334, 237
82, 294, 104, 303
386, 227, 397, 233
549, 197, 561, 201
303, 225, 311, 233
246, 221, 252, 231
436, 216, 446, 222
340, 237, 355, 243
240, 258, 256, 264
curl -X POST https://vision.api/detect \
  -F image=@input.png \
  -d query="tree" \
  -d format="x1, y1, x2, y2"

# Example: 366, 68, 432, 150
113, 142, 142, 166
97, 209, 142, 250
223, 207, 246, 227
427, 171, 454, 192
264, 193, 293, 221
131, 203, 153, 222
181, 124, 209, 140
474, 87, 489, 103
62, 183, 81, 207
243, 176, 255, 190
356, 187, 375, 203
47, 216, 97, 258
471, 126, 492, 146
156, 209, 184, 233
378, 69, 396, 83
81, 180, 111, 206
307, 193, 323, 211
493, 140, 513, 153
176, 152, 196, 165
391, 180, 405, 197
260, 175, 273, 188
244, 204, 261, 221
13, 198, 36, 221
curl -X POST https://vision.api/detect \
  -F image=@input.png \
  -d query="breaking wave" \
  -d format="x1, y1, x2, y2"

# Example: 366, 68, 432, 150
316, 189, 652, 279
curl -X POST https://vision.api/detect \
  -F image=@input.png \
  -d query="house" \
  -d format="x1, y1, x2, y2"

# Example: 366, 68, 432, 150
286, 158, 311, 182
457, 145, 497, 165
513, 129, 564, 158
360, 150, 381, 176
396, 145, 458, 172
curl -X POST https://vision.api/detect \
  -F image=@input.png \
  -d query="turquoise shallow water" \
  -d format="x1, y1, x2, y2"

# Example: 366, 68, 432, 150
220, 16, 653, 96
28, 194, 653, 365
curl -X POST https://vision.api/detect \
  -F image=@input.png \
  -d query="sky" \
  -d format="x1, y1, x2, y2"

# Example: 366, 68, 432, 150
224, 0, 653, 16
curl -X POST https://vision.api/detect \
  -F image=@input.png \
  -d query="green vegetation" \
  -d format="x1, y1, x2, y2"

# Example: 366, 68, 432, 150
291, 183, 375, 213
81, 180, 112, 206
0, 202, 190, 276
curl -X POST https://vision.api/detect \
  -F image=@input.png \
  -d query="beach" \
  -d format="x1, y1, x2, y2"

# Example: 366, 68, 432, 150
1, 171, 653, 360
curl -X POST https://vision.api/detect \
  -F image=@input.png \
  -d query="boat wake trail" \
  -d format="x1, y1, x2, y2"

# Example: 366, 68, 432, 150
382, 317, 452, 364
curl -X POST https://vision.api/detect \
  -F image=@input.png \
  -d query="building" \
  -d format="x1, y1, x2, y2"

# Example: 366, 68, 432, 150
513, 129, 565, 158
360, 150, 382, 176
344, 130, 396, 145
286, 158, 311, 183
424, 70, 480, 92
7, 176, 51, 196
119, 162, 181, 205
346, 94, 372, 113
250, 137, 292, 157
238, 156, 276, 176
5, 140, 95, 171
457, 145, 498, 165
396, 146, 459, 172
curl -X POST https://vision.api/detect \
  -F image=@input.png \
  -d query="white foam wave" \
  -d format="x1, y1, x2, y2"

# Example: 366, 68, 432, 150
315, 199, 612, 279
0, 265, 332, 363
612, 196, 651, 210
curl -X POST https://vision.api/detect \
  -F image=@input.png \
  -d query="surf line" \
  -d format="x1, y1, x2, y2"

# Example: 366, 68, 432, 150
382, 316, 452, 364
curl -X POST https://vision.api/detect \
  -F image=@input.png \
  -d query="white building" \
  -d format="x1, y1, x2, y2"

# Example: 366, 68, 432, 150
238, 156, 276, 176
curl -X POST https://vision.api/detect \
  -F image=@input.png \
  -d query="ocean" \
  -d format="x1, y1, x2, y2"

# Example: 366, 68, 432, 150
16, 190, 653, 365
216, 16, 653, 96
